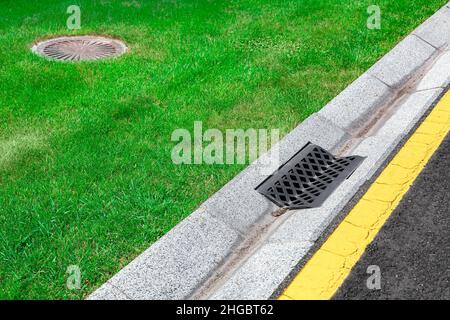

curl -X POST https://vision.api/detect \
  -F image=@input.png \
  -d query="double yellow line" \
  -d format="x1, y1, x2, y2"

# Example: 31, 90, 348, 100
280, 91, 450, 300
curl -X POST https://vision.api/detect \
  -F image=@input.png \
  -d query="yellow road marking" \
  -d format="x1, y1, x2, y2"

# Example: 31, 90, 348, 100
279, 91, 450, 300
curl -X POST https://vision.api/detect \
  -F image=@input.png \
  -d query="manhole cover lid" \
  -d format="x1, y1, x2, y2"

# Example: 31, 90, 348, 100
32, 35, 127, 62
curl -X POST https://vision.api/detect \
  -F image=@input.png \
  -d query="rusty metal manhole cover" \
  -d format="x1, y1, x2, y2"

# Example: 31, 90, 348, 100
32, 36, 127, 62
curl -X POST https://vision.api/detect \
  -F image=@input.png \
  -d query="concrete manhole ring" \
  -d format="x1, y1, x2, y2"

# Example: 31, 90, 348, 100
32, 35, 127, 62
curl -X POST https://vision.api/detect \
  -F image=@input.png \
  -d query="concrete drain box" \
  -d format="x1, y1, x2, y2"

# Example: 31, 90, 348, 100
256, 142, 365, 209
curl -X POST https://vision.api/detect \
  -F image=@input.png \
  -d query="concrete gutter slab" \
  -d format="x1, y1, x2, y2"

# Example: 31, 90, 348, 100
417, 50, 450, 90
209, 242, 312, 300
375, 89, 443, 142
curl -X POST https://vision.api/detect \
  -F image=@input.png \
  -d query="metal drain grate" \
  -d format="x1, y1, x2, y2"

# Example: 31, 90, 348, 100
256, 142, 365, 209
32, 36, 127, 62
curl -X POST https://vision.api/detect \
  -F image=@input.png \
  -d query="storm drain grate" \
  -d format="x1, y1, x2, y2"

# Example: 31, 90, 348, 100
256, 142, 365, 209
32, 36, 127, 62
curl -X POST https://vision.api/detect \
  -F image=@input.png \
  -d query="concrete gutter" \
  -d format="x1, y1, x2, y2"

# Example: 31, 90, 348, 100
88, 2, 450, 300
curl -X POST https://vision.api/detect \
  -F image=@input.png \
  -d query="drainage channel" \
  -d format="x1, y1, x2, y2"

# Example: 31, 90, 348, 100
337, 42, 449, 156
191, 44, 448, 300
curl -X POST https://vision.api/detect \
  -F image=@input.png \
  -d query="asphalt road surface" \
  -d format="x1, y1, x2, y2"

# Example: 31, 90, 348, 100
334, 133, 450, 300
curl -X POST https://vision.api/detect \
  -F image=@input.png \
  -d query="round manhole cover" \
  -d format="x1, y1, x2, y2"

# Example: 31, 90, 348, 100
32, 35, 127, 62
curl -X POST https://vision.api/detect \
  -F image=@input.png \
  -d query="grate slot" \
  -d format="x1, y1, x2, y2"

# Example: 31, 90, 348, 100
256, 142, 365, 209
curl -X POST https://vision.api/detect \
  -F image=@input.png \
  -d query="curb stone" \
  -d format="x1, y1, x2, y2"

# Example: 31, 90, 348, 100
413, 4, 450, 49
319, 73, 393, 131
367, 35, 436, 89
89, 211, 241, 300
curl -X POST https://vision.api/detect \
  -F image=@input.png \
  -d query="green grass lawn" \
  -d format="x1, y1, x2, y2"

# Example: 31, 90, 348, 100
0, 0, 446, 299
